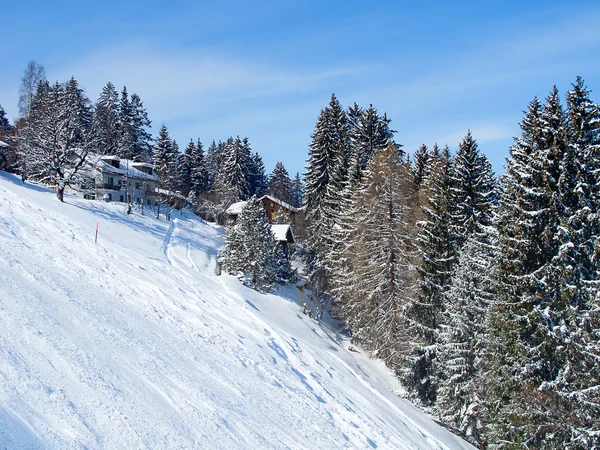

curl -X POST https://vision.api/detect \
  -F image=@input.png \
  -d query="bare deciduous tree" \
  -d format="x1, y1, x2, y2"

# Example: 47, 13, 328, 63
18, 60, 46, 118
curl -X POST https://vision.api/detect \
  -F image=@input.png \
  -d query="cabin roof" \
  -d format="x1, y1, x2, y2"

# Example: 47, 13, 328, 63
271, 224, 294, 243
259, 195, 298, 213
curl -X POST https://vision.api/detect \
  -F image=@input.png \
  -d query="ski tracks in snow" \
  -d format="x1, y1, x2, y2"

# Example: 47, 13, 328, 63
161, 220, 176, 266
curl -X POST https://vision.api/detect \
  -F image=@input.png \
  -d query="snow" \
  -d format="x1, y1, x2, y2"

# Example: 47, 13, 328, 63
0, 171, 473, 450
156, 188, 187, 200
271, 224, 294, 243
86, 153, 160, 181
226, 200, 247, 215
0, 140, 8, 148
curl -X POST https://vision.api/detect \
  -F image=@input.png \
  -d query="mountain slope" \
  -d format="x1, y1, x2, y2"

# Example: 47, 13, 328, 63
0, 171, 472, 449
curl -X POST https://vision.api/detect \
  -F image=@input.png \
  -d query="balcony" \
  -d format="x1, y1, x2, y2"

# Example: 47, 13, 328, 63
99, 183, 121, 191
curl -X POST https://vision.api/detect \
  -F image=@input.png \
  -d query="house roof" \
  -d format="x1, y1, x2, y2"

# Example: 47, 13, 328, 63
86, 153, 159, 181
271, 224, 294, 243
157, 188, 187, 200
225, 201, 247, 215
259, 195, 299, 213
0, 140, 9, 148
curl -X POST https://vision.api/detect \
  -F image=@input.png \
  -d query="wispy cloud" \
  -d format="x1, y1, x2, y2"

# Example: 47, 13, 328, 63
56, 41, 366, 123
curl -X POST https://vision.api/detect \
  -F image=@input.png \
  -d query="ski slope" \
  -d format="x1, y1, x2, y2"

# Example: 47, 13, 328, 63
0, 171, 473, 450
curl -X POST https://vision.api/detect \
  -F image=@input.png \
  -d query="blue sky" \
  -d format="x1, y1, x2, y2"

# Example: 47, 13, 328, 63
2, 1, 600, 176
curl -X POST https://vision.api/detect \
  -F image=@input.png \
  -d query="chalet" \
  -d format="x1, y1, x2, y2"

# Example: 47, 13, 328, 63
225, 195, 299, 223
67, 153, 159, 205
225, 196, 298, 257
271, 224, 295, 257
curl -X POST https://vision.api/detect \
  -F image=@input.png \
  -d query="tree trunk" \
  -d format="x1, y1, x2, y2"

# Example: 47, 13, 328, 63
57, 187, 64, 202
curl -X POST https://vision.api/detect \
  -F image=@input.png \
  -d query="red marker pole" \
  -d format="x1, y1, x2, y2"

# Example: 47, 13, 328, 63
95, 222, 99, 244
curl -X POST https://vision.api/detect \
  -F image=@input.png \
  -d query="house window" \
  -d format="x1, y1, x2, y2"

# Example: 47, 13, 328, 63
135, 182, 141, 189
120, 195, 124, 202
108, 193, 112, 201
108, 177, 114, 186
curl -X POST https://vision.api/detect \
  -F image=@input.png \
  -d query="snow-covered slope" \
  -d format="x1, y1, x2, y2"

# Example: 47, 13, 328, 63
0, 171, 472, 450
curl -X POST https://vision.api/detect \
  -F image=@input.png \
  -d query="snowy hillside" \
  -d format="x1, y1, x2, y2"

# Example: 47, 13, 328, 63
0, 171, 472, 450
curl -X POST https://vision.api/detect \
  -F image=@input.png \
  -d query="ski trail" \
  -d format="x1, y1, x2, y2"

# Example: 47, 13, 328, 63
186, 243, 199, 273
161, 220, 176, 265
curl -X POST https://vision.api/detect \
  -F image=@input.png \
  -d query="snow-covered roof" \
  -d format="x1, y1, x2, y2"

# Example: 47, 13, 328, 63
0, 140, 9, 148
86, 153, 159, 181
131, 162, 153, 169
271, 224, 294, 243
226, 201, 247, 215
157, 188, 186, 200
259, 195, 299, 213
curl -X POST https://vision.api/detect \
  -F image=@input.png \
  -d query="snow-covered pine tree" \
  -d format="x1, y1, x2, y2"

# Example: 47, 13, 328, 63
117, 86, 135, 160
219, 196, 283, 291
268, 161, 293, 204
130, 93, 152, 162
0, 104, 12, 137
304, 94, 349, 274
411, 144, 430, 187
248, 152, 268, 198
190, 138, 209, 197
450, 131, 497, 248
536, 79, 600, 448
408, 145, 456, 404
152, 124, 178, 212
216, 136, 252, 201
18, 78, 95, 201
177, 139, 195, 197
406, 135, 496, 406
93, 82, 120, 155
483, 88, 592, 448
435, 228, 497, 444
205, 140, 222, 191
347, 104, 396, 186
0, 105, 11, 170
291, 172, 304, 209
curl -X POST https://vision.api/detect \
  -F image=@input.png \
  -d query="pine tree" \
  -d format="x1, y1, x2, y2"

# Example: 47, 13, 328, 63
248, 152, 268, 197
291, 172, 304, 208
268, 161, 293, 204
152, 125, 177, 192
177, 139, 195, 197
130, 93, 152, 161
411, 144, 430, 186
304, 94, 349, 268
93, 82, 120, 155
220, 196, 285, 291
117, 86, 135, 159
482, 87, 600, 448
408, 146, 456, 404
190, 138, 209, 197
436, 230, 497, 444
450, 131, 497, 248
348, 104, 396, 186
0, 105, 12, 137
206, 140, 222, 190
216, 136, 252, 201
